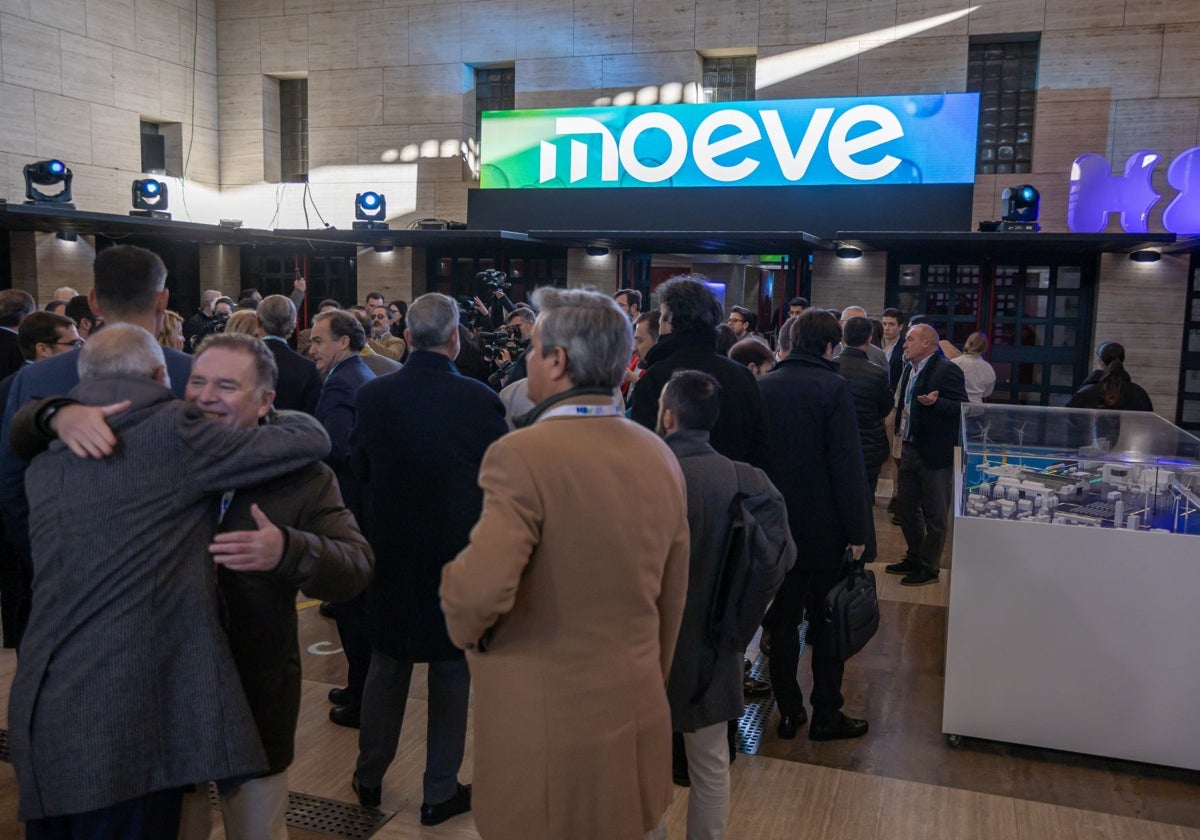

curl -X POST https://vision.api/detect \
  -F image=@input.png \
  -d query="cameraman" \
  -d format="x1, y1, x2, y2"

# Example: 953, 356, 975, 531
471, 272, 516, 329
485, 307, 534, 391
186, 296, 234, 353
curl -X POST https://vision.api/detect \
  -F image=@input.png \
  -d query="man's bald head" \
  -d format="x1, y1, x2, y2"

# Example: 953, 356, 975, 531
840, 306, 866, 321
77, 323, 167, 386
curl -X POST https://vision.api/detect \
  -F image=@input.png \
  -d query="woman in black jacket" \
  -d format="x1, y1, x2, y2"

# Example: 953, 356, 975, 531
1067, 341, 1154, 412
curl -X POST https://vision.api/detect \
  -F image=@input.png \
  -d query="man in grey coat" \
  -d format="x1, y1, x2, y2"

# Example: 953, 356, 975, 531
8, 325, 332, 838
659, 370, 794, 840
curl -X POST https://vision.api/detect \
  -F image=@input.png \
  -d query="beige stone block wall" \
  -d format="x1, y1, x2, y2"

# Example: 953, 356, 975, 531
567, 248, 619, 291
0, 0, 221, 217
356, 246, 413, 305
810, 251, 886, 315
1092, 253, 1189, 421
34, 233, 97, 304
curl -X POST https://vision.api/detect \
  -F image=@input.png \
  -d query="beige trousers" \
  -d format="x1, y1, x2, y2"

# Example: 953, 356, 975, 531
177, 772, 289, 840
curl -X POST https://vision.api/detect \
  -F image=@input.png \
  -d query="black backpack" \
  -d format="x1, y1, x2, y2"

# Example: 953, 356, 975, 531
707, 462, 796, 652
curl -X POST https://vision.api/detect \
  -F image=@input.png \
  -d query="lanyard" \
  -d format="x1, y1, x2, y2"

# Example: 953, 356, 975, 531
535, 401, 624, 423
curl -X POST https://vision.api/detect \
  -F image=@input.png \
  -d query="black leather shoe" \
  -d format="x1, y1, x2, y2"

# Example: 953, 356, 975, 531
319, 600, 336, 618
352, 773, 381, 808
328, 686, 353, 705
420, 783, 471, 826
744, 676, 772, 698
329, 704, 361, 729
776, 709, 807, 739
900, 569, 940, 587
809, 713, 869, 741
885, 559, 916, 575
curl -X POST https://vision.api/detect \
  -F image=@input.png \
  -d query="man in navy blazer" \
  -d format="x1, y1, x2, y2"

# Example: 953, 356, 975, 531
258, 294, 321, 414
887, 324, 967, 587
347, 293, 506, 821
0, 245, 192, 648
308, 308, 376, 727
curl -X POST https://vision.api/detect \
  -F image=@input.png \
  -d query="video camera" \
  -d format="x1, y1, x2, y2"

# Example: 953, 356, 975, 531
477, 268, 511, 291
477, 323, 525, 364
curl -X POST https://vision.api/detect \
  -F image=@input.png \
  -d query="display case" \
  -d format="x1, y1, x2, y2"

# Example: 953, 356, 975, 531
958, 404, 1200, 534
943, 404, 1200, 771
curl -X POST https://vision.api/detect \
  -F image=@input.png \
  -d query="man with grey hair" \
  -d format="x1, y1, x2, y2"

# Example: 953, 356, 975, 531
441, 288, 690, 840
184, 288, 224, 352
258, 294, 321, 413
7, 324, 332, 838
348, 293, 506, 821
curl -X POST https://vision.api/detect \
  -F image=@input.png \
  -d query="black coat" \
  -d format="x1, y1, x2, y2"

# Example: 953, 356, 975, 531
1066, 368, 1154, 412
630, 330, 771, 469
265, 336, 321, 414
758, 350, 869, 576
835, 347, 892, 469
0, 330, 24, 381
893, 353, 968, 469
351, 350, 508, 662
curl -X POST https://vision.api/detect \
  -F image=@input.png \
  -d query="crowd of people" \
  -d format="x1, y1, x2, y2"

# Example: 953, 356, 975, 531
0, 250, 1158, 840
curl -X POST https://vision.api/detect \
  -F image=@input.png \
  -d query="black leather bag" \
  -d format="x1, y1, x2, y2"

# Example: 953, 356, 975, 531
820, 552, 880, 661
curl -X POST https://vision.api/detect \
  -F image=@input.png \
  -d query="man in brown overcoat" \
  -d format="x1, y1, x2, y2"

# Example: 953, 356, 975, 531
441, 288, 690, 840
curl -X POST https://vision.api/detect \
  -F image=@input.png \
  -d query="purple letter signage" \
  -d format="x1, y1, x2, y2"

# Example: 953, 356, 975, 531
1068, 147, 1200, 234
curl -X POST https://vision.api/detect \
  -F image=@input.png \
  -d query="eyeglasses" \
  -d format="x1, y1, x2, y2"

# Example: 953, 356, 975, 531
727, 316, 746, 324
56, 339, 85, 349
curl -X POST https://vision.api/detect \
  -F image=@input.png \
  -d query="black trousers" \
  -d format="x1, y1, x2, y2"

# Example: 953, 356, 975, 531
332, 593, 371, 706
765, 567, 846, 724
896, 443, 953, 575
25, 788, 184, 840
861, 462, 883, 564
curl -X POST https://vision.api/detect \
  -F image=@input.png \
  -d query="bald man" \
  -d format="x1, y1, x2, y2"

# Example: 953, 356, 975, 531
886, 324, 967, 587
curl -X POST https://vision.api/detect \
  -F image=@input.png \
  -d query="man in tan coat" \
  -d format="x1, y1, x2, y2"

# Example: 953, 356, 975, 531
441, 288, 690, 840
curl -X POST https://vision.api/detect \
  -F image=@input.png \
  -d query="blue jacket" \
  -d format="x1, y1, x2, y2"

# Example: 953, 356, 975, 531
315, 354, 375, 516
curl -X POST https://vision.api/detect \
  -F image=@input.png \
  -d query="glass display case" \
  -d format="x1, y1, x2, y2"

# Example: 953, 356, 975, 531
958, 404, 1200, 535
944, 404, 1200, 771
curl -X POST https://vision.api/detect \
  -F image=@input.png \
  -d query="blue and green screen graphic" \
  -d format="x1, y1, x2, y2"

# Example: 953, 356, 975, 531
479, 93, 979, 190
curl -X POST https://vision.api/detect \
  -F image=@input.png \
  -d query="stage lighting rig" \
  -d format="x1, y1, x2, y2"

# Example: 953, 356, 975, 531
24, 159, 74, 208
353, 191, 389, 230
130, 178, 170, 219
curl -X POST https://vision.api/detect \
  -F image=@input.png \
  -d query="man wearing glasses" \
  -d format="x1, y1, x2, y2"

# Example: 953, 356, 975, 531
727, 306, 754, 341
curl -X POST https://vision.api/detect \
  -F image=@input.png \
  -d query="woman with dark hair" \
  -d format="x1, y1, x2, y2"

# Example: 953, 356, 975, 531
388, 300, 408, 337
715, 323, 737, 356
1067, 341, 1154, 411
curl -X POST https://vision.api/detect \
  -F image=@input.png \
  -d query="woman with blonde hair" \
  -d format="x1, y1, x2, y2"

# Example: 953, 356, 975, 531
224, 309, 261, 338
157, 310, 185, 351
940, 331, 996, 403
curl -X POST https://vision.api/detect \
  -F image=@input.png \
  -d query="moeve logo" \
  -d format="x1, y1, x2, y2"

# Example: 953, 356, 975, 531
479, 95, 980, 190
1069, 147, 1200, 234
538, 105, 904, 185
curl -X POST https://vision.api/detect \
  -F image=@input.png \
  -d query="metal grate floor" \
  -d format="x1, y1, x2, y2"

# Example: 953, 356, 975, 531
736, 620, 805, 756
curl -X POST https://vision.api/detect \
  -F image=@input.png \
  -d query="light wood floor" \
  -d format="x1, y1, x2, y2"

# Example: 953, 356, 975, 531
1, 494, 1198, 838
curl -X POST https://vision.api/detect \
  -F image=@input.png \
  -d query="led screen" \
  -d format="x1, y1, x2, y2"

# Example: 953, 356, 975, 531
480, 93, 980, 190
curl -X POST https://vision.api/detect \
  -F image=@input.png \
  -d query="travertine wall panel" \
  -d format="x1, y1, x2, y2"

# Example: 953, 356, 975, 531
1, 14, 62, 93
810, 251, 887, 314
359, 10, 408, 68
0, 82, 36, 154
896, 0, 970, 38
112, 44, 161, 114
756, 44, 858, 100
35, 233, 96, 302
567, 248, 618, 290
966, 0, 1044, 36
62, 33, 115, 107
827, 0, 897, 42
308, 12, 358, 71
695, 0, 758, 52
357, 125, 411, 165
217, 17, 261, 75
461, 0, 517, 64
356, 247, 413, 305
219, 127, 267, 185
382, 64, 469, 126
409, 3, 462, 65
32, 0, 87, 36
633, 0, 695, 53
136, 0, 183, 62
219, 74, 266, 132
35, 92, 93, 164
515, 0, 572, 59
1110, 99, 1200, 176
90, 104, 142, 172
601, 51, 698, 101
515, 55, 603, 108
1039, 28, 1164, 101
758, 0, 825, 46
1030, 92, 1112, 175
310, 68, 383, 127
1159, 25, 1200, 100
259, 14, 309, 75
86, 0, 136, 50
573, 0, 634, 57
216, 0, 281, 19
856, 36, 964, 95
310, 126, 358, 168
1124, 1, 1200, 27
1043, 0, 1124, 31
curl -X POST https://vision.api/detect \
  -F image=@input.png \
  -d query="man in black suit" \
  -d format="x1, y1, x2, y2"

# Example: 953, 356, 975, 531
0, 290, 36, 381
886, 324, 968, 587
348, 293, 506, 823
759, 309, 871, 742
258, 294, 321, 414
